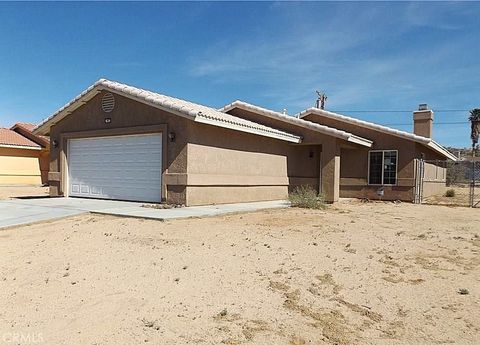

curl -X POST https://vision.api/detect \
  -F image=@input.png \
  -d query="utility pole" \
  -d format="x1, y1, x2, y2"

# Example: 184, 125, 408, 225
315, 91, 327, 110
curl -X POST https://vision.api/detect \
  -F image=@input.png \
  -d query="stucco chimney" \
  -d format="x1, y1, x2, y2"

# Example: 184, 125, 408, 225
413, 104, 434, 138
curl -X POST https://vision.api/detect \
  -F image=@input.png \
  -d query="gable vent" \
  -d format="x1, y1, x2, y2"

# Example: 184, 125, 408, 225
101, 93, 115, 113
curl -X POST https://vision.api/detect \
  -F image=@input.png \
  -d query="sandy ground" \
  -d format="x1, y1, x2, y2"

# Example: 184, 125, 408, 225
0, 201, 479, 345
0, 186, 49, 200
423, 186, 472, 206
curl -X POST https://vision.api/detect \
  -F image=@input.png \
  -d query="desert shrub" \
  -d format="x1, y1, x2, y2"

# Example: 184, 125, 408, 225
289, 185, 326, 209
445, 189, 456, 197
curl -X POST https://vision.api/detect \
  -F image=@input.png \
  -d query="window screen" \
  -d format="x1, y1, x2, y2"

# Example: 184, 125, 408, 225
383, 151, 397, 184
368, 152, 383, 184
369, 151, 397, 185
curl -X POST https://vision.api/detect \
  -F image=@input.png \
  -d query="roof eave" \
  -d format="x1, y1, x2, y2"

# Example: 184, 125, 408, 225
194, 116, 302, 143
221, 101, 372, 147
218, 102, 238, 113
347, 135, 373, 147
34, 82, 299, 144
427, 141, 457, 161
299, 108, 456, 160
33, 85, 103, 136
0, 144, 41, 150
12, 124, 50, 147
33, 82, 200, 136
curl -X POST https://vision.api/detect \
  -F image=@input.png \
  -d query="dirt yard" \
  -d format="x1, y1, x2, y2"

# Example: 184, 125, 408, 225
423, 186, 472, 207
0, 201, 478, 345
0, 186, 49, 200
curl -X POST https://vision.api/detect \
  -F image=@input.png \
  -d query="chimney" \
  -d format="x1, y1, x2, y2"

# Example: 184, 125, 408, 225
413, 103, 434, 138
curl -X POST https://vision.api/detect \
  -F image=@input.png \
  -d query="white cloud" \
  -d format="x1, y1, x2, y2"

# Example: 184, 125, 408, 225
187, 2, 479, 121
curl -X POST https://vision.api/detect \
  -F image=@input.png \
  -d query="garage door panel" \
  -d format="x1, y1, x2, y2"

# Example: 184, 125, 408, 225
68, 134, 162, 202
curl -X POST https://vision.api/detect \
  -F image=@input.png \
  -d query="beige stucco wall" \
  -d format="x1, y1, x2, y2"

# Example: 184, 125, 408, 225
184, 121, 293, 205
39, 149, 49, 185
225, 108, 357, 202
0, 147, 43, 185
422, 181, 446, 198
422, 160, 447, 198
187, 186, 288, 205
186, 141, 290, 205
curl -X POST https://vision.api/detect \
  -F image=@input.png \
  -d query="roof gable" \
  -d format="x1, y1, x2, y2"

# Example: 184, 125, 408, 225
220, 101, 372, 147
11, 122, 49, 148
298, 108, 457, 161
13, 122, 36, 131
0, 128, 40, 149
34, 79, 301, 144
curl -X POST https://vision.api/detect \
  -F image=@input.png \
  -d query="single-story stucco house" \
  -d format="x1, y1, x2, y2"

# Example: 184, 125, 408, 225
33, 79, 456, 205
0, 123, 49, 185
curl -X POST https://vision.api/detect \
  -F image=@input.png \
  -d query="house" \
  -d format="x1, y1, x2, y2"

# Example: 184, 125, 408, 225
0, 122, 50, 185
297, 106, 456, 201
33, 79, 455, 205
221, 101, 456, 202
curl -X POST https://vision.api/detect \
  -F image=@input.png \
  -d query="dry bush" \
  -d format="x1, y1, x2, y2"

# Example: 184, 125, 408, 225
445, 189, 456, 197
289, 185, 326, 209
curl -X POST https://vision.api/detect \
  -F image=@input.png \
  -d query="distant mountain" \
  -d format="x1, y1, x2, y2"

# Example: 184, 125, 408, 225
446, 146, 479, 160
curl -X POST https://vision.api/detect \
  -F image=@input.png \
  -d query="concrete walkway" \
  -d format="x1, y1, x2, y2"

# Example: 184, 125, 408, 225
0, 197, 289, 229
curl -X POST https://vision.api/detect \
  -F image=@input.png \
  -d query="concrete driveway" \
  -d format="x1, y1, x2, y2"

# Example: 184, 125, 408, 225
0, 197, 289, 229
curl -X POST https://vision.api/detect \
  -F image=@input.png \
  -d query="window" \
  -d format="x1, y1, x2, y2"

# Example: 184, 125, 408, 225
368, 150, 398, 185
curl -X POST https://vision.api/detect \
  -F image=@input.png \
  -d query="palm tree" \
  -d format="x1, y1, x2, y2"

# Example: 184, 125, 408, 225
469, 108, 480, 157
469, 109, 480, 207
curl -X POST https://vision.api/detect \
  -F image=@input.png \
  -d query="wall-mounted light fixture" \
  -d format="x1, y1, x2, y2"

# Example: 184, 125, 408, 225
52, 140, 58, 148
104, 118, 112, 124
168, 132, 176, 142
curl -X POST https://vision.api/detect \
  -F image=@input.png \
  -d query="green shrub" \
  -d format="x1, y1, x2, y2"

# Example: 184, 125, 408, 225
445, 189, 456, 197
289, 185, 326, 209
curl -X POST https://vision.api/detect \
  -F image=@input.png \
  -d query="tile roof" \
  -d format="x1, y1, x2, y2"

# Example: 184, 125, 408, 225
0, 128, 40, 149
13, 122, 36, 132
297, 108, 457, 161
220, 101, 373, 147
10, 122, 50, 146
34, 79, 302, 143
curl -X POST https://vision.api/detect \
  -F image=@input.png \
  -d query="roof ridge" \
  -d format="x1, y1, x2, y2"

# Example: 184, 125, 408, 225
297, 107, 456, 160
98, 79, 223, 113
298, 107, 431, 143
219, 100, 373, 147
97, 80, 300, 141
34, 79, 302, 143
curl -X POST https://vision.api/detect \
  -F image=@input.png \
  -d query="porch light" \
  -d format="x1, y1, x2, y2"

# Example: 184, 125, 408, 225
168, 132, 176, 142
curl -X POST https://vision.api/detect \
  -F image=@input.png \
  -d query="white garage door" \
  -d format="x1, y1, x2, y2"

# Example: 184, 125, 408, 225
68, 134, 162, 202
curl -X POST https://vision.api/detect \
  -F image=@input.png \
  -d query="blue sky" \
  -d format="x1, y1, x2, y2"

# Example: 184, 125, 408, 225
0, 1, 479, 147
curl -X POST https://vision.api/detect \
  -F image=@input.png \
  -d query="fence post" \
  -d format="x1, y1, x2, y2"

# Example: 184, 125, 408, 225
414, 158, 424, 204
470, 160, 475, 207
471, 161, 479, 208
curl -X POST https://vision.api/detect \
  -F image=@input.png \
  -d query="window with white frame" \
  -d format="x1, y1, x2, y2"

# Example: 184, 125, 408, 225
368, 150, 398, 185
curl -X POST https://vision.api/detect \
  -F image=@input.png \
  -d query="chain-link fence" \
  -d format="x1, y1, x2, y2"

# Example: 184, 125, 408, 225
415, 159, 480, 207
